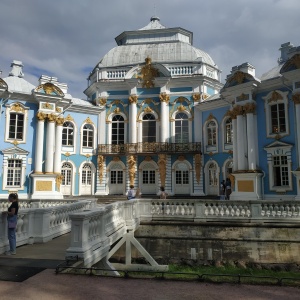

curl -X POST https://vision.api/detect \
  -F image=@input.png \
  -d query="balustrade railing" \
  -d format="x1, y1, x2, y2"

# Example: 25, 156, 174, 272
98, 142, 201, 155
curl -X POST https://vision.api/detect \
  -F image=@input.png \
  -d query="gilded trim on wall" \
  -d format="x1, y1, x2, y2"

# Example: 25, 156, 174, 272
97, 155, 104, 184
129, 95, 138, 104
128, 155, 136, 186
158, 154, 167, 187
36, 181, 52, 191
10, 103, 25, 113
195, 153, 201, 184
237, 180, 254, 192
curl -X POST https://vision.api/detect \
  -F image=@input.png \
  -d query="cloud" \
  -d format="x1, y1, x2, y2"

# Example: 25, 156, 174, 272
0, 0, 299, 98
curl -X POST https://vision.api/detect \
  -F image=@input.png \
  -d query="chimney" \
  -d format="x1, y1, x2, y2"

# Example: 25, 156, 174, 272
9, 60, 24, 78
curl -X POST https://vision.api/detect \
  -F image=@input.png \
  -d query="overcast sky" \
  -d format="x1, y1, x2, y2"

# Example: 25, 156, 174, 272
0, 0, 299, 99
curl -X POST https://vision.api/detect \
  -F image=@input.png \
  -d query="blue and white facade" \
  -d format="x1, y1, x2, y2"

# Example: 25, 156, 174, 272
1, 17, 300, 200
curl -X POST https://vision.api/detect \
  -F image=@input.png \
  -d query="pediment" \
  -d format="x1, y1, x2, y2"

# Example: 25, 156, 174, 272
264, 140, 293, 149
34, 82, 64, 97
280, 54, 300, 73
1, 146, 29, 155
224, 71, 255, 88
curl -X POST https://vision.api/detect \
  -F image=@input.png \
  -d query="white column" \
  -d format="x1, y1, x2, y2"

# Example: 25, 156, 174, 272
34, 116, 45, 173
45, 119, 55, 173
129, 96, 137, 143
237, 114, 246, 170
246, 112, 257, 170
159, 95, 169, 142
54, 119, 63, 174
232, 118, 238, 171
295, 103, 300, 167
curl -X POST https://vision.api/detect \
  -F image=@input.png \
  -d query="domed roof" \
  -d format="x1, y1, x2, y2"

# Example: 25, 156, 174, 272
96, 17, 216, 69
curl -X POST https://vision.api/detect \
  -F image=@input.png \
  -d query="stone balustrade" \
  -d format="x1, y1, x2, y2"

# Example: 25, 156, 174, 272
0, 199, 97, 254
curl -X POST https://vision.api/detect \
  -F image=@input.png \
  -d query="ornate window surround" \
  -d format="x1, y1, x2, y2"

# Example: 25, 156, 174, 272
264, 141, 293, 192
263, 90, 289, 138
222, 116, 233, 152
107, 112, 128, 145
5, 102, 29, 144
80, 120, 97, 155
78, 161, 96, 196
170, 110, 192, 143
138, 110, 160, 143
203, 117, 218, 154
60, 160, 76, 196
62, 121, 77, 155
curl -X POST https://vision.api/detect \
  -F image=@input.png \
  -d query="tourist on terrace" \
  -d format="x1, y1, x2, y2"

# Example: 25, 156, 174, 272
158, 186, 168, 199
127, 185, 136, 200
220, 180, 226, 200
225, 178, 232, 200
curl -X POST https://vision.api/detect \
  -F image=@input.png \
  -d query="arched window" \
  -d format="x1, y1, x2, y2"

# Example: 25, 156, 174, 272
112, 115, 125, 144
62, 122, 74, 146
82, 124, 94, 148
207, 121, 217, 146
175, 113, 189, 143
225, 118, 232, 144
61, 162, 72, 186
142, 114, 156, 142
81, 163, 92, 185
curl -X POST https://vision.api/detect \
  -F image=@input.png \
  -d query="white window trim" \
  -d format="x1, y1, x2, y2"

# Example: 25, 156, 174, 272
139, 159, 158, 191
80, 121, 97, 155
62, 121, 77, 155
107, 112, 128, 145
264, 142, 293, 192
171, 159, 193, 195
78, 161, 96, 196
60, 160, 76, 196
222, 117, 233, 152
170, 110, 192, 143
2, 146, 29, 191
138, 111, 160, 143
263, 90, 289, 138
204, 160, 220, 195
203, 118, 218, 154
106, 160, 126, 195
5, 102, 29, 144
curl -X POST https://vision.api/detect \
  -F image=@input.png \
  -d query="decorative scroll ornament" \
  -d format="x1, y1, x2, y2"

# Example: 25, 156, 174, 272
10, 103, 25, 113
97, 155, 104, 184
268, 91, 283, 103
35, 82, 64, 96
84, 117, 94, 125
56, 117, 65, 126
144, 106, 153, 113
36, 111, 47, 121
192, 93, 201, 102
206, 113, 215, 121
128, 155, 136, 186
177, 104, 186, 112
235, 105, 244, 116
178, 155, 185, 161
42, 102, 53, 110
47, 113, 57, 122
56, 175, 63, 191
292, 93, 300, 105
56, 107, 62, 113
195, 153, 202, 184
113, 156, 120, 162
98, 98, 107, 106
65, 114, 74, 122
159, 93, 170, 103
138, 56, 158, 89
202, 94, 209, 100
230, 71, 246, 84
243, 102, 256, 114
158, 154, 167, 187
114, 107, 121, 114
129, 95, 138, 104
145, 156, 152, 161
64, 152, 71, 157
12, 140, 19, 146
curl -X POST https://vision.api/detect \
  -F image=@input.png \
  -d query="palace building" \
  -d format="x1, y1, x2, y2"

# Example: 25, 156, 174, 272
1, 17, 300, 200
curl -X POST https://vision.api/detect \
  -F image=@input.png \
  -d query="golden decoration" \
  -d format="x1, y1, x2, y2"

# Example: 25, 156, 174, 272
113, 157, 120, 162
138, 56, 158, 89
192, 93, 201, 102
292, 93, 300, 105
86, 154, 91, 158
36, 111, 47, 121
114, 100, 121, 105
144, 106, 153, 113
129, 95, 138, 104
47, 113, 56, 122
55, 117, 65, 126
206, 113, 215, 121
56, 107, 62, 113
56, 175, 63, 191
12, 140, 19, 146
128, 155, 136, 186
274, 134, 282, 140
97, 155, 104, 184
282, 54, 300, 72
36, 181, 52, 191
65, 114, 74, 122
42, 102, 53, 110
230, 71, 246, 84
158, 154, 167, 187
35, 83, 64, 96
99, 98, 107, 106
145, 156, 152, 161
237, 93, 249, 101
84, 117, 94, 125
159, 93, 170, 103
64, 152, 71, 157
228, 150, 233, 154
145, 98, 153, 104
114, 107, 121, 114
177, 104, 186, 112
10, 103, 25, 113
195, 153, 202, 184
202, 94, 209, 100
208, 152, 214, 156
229, 173, 235, 190
177, 97, 187, 103
268, 91, 283, 103
243, 103, 256, 114
178, 155, 185, 161
235, 105, 244, 116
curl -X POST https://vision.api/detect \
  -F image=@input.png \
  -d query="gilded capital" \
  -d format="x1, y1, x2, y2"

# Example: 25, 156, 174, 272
56, 117, 65, 126
129, 95, 138, 104
98, 97, 107, 106
292, 93, 300, 105
243, 103, 256, 114
234, 105, 244, 116
192, 93, 201, 102
159, 93, 170, 103
47, 113, 57, 122
36, 111, 47, 121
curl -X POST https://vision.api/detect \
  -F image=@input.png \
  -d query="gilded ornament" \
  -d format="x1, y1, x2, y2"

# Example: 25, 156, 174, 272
114, 107, 121, 114
97, 155, 104, 184
235, 105, 244, 116
228, 150, 233, 154
159, 93, 170, 103
56, 175, 63, 191
114, 100, 121, 105
194, 153, 202, 184
10, 103, 25, 113
99, 98, 107, 106
282, 54, 300, 71
206, 113, 214, 121
12, 140, 19, 146
55, 117, 64, 126
64, 152, 71, 157
138, 56, 159, 89
65, 114, 74, 122
84, 117, 94, 125
145, 156, 152, 161
86, 154, 91, 158
230, 71, 246, 84
178, 155, 185, 161
42, 102, 53, 110
129, 95, 138, 104
202, 94, 209, 100
47, 113, 56, 122
128, 155, 136, 186
274, 134, 282, 140
177, 104, 186, 112
145, 98, 153, 104
36, 181, 52, 191
243, 103, 256, 114
36, 111, 47, 121
158, 154, 167, 187
237, 93, 249, 101
56, 107, 62, 113
268, 91, 283, 103
144, 106, 153, 113
292, 93, 300, 105
208, 152, 213, 156
229, 173, 235, 190
113, 156, 120, 162
192, 93, 201, 102
0, 78, 8, 89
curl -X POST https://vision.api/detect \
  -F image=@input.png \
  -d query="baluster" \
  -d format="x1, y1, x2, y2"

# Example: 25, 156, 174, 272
220, 206, 224, 216
225, 206, 230, 216
166, 203, 170, 215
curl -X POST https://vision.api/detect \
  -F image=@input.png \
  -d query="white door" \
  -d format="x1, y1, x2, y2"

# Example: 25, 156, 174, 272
109, 163, 124, 194
174, 162, 190, 195
81, 163, 92, 195
61, 162, 72, 195
207, 162, 218, 195
141, 162, 156, 194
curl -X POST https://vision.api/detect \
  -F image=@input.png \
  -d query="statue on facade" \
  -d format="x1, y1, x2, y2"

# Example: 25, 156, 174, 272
97, 155, 104, 184
158, 154, 167, 187
128, 155, 136, 186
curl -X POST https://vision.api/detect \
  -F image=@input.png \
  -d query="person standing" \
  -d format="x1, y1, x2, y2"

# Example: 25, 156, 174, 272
158, 186, 168, 199
225, 178, 232, 200
220, 180, 226, 200
3, 193, 19, 255
126, 185, 136, 200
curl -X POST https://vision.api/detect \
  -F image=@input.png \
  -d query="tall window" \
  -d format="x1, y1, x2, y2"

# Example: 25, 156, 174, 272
208, 162, 218, 186
61, 162, 72, 186
62, 122, 74, 146
271, 103, 286, 133
207, 121, 217, 146
175, 113, 189, 143
9, 113, 24, 140
112, 115, 125, 144
82, 163, 92, 185
7, 159, 22, 187
225, 118, 232, 144
273, 155, 289, 186
82, 124, 94, 148
142, 114, 156, 142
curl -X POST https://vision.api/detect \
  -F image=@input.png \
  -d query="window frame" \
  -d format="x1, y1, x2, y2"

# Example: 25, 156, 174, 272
204, 118, 218, 153
80, 120, 97, 155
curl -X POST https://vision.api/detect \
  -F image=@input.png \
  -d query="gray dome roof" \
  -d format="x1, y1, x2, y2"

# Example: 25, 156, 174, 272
98, 42, 216, 68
